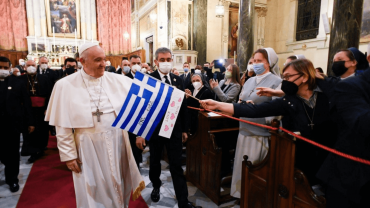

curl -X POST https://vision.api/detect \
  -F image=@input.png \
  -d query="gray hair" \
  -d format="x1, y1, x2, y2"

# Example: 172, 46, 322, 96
155, 47, 172, 60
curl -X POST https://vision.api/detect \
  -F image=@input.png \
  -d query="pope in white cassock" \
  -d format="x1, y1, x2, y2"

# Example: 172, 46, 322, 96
45, 43, 145, 207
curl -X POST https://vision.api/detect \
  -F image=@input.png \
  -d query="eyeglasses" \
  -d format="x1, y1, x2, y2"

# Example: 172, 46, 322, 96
282, 73, 302, 81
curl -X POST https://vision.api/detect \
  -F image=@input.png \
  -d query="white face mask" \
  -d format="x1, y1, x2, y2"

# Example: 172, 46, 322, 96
40, 64, 48, 70
27, 66, 37, 74
158, 62, 172, 74
141, 68, 147, 74
20, 62, 25, 66
194, 69, 201, 74
123, 66, 130, 74
131, 64, 141, 73
0, 69, 9, 78
16, 72, 21, 76
247, 64, 254, 72
192, 81, 202, 90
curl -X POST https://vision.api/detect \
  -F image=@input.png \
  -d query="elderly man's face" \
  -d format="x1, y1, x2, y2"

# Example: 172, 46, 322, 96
80, 46, 106, 78
26, 60, 36, 68
39, 57, 48, 65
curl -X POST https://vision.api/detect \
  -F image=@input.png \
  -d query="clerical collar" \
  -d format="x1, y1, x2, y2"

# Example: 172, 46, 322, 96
131, 71, 135, 78
81, 68, 104, 80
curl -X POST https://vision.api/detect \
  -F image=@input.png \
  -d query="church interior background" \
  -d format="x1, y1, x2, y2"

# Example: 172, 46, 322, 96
0, 0, 370, 207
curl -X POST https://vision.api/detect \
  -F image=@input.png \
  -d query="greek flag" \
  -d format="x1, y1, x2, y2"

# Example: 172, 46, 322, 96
112, 71, 174, 140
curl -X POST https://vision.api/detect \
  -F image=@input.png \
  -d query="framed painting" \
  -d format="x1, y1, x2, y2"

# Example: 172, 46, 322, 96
360, 0, 370, 43
228, 7, 239, 58
45, 0, 81, 38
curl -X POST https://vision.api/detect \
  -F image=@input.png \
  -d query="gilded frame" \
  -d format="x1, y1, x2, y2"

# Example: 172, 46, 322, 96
45, 0, 81, 38
360, 0, 370, 43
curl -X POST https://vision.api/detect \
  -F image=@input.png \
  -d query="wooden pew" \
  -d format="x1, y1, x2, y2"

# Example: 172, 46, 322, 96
186, 111, 239, 205
240, 120, 326, 208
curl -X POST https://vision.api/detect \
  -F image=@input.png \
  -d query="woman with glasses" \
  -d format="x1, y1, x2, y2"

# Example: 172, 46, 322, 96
230, 48, 281, 199
201, 59, 337, 186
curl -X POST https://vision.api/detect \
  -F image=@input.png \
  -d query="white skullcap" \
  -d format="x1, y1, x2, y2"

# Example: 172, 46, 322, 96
79, 43, 99, 56
295, 54, 306, 59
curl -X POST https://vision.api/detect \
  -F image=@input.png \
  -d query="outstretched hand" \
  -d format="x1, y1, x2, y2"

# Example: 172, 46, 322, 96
185, 89, 191, 99
209, 79, 219, 89
256, 87, 284, 97
199, 99, 219, 111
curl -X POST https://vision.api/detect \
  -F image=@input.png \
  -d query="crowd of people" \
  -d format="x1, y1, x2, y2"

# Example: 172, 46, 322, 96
0, 42, 369, 208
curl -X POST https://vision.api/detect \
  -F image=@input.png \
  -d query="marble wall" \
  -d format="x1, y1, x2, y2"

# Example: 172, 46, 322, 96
0, 0, 28, 51
194, 0, 208, 64
96, 0, 132, 55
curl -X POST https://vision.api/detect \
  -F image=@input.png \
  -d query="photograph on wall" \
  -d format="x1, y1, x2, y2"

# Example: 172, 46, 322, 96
31, 44, 46, 52
228, 6, 239, 58
45, 0, 80, 38
176, 56, 183, 64
361, 0, 370, 42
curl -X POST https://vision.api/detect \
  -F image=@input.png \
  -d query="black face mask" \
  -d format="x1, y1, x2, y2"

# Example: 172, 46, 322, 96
331, 61, 348, 77
281, 75, 302, 95
65, 67, 76, 75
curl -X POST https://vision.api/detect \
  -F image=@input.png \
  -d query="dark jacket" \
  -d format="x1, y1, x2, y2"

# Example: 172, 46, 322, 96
0, 76, 34, 128
36, 67, 58, 84
150, 70, 188, 138
233, 91, 337, 185
116, 68, 122, 74
125, 71, 134, 79
180, 72, 192, 89
187, 86, 214, 134
317, 68, 370, 203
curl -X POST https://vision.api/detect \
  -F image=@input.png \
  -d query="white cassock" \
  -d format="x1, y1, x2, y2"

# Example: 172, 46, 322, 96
45, 70, 145, 208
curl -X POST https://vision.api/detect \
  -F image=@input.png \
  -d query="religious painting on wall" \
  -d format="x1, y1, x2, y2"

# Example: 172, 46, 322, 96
360, 0, 370, 43
228, 6, 239, 58
45, 0, 81, 38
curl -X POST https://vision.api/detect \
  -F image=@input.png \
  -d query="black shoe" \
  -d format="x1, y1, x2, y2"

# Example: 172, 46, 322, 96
151, 187, 160, 202
27, 154, 37, 163
50, 128, 56, 136
181, 202, 202, 208
9, 183, 19, 192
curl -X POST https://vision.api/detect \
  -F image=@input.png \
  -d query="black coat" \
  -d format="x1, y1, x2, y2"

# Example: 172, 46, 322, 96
125, 71, 134, 79
233, 91, 337, 185
187, 86, 214, 134
19, 74, 53, 109
0, 76, 34, 128
317, 68, 370, 203
150, 70, 188, 138
116, 68, 122, 74
180, 73, 192, 89
36, 67, 58, 84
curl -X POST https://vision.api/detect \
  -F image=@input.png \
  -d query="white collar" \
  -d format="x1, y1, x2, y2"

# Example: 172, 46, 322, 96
131, 71, 135, 77
81, 68, 103, 81
341, 73, 355, 80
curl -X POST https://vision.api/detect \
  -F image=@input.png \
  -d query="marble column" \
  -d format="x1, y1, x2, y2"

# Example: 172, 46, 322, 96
256, 7, 267, 49
327, 0, 364, 76
237, 0, 255, 72
193, 0, 207, 64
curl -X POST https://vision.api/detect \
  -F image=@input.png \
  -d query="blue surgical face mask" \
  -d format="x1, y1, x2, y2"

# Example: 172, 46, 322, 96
184, 68, 189, 72
123, 66, 130, 74
253, 63, 266, 75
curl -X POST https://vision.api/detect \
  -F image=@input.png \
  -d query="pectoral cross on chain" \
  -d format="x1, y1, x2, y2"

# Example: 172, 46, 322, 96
308, 123, 314, 130
30, 88, 36, 95
248, 90, 254, 97
93, 108, 103, 122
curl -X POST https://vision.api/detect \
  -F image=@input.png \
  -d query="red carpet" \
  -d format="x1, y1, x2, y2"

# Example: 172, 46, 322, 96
17, 136, 76, 208
17, 136, 148, 208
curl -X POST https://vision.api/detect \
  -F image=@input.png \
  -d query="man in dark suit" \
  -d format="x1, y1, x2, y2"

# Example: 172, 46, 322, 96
116, 57, 130, 75
136, 48, 199, 208
317, 60, 370, 208
180, 62, 191, 89
19, 60, 53, 163
37, 56, 57, 84
0, 56, 34, 192
121, 55, 143, 170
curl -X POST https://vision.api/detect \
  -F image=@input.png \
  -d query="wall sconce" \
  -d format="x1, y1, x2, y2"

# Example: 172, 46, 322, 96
123, 32, 130, 40
149, 13, 157, 23
215, 0, 225, 18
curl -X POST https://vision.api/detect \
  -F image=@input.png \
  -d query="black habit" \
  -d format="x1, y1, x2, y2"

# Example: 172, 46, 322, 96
233, 90, 337, 185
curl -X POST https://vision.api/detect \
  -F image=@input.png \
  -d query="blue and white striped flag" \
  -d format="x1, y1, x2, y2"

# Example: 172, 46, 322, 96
112, 71, 177, 140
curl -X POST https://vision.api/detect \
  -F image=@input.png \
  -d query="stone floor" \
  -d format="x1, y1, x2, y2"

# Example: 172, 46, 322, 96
0, 140, 240, 208
0, 136, 34, 208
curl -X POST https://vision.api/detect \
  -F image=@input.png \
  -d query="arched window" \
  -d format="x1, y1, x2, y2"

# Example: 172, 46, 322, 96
296, 0, 321, 41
